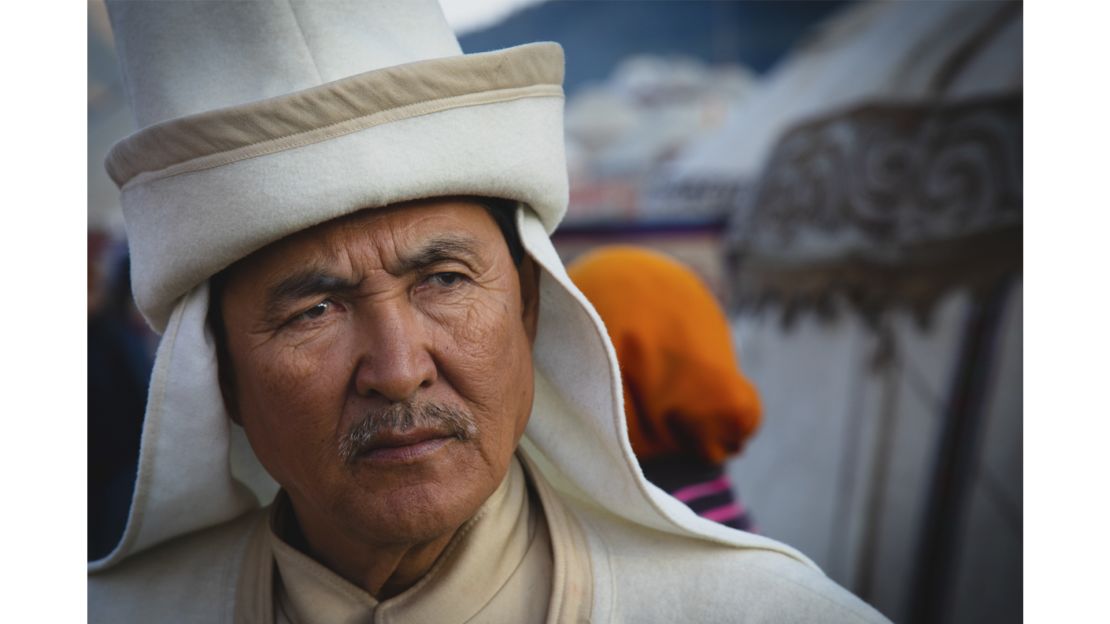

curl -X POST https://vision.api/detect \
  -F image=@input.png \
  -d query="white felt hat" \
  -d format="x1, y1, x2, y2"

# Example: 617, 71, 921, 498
93, 0, 811, 577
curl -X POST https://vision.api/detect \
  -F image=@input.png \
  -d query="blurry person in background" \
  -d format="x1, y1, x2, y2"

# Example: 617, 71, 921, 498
88, 244, 155, 560
88, 232, 109, 316
569, 246, 759, 531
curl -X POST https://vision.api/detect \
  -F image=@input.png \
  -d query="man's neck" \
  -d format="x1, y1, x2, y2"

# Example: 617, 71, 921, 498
276, 495, 461, 600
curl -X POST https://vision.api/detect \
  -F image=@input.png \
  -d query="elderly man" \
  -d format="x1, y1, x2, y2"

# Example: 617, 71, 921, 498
89, 1, 888, 622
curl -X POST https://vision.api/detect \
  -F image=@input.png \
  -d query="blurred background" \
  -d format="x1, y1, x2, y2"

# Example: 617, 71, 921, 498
89, 1, 1022, 622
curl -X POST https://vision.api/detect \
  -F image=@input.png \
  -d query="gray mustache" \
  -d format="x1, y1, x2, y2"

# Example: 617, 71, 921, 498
339, 402, 478, 464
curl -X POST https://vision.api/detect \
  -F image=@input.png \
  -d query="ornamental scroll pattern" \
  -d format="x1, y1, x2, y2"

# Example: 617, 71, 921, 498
725, 95, 1022, 324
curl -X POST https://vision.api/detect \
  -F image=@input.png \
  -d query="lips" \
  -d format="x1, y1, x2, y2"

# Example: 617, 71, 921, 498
351, 427, 456, 464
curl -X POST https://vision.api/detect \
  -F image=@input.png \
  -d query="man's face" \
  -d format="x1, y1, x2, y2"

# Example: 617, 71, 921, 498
219, 199, 539, 548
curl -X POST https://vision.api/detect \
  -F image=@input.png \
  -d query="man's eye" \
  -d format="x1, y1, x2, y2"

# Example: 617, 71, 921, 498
427, 272, 466, 288
294, 300, 332, 322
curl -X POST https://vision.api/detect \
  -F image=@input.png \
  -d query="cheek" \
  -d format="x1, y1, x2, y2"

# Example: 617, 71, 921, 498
233, 332, 351, 481
432, 297, 535, 445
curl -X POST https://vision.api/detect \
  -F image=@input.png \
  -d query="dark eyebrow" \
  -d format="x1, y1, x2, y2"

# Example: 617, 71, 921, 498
264, 270, 360, 322
261, 236, 484, 321
391, 236, 485, 275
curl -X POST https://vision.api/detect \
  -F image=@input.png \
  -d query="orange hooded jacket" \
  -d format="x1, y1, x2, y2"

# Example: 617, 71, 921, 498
568, 246, 761, 466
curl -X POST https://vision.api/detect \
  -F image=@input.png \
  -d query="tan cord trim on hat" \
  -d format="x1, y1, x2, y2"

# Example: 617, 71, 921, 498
123, 84, 562, 188
106, 43, 564, 187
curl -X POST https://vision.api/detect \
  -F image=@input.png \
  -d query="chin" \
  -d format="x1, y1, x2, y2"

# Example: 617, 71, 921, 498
341, 473, 495, 545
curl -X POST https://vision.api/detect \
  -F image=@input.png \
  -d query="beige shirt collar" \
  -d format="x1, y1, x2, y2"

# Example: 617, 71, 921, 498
269, 456, 552, 624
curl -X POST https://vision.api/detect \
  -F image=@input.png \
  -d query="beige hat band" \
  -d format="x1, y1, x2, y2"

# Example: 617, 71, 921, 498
107, 43, 564, 188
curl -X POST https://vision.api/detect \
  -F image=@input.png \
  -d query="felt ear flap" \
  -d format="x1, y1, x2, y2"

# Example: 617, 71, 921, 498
89, 283, 267, 572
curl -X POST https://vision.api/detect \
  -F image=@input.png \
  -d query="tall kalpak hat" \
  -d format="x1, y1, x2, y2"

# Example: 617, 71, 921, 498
93, 0, 814, 581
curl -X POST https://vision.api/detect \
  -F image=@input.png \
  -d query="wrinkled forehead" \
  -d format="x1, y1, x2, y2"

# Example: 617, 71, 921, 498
223, 199, 503, 283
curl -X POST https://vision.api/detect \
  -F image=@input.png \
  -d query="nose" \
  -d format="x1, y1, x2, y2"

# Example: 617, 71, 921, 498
352, 303, 437, 402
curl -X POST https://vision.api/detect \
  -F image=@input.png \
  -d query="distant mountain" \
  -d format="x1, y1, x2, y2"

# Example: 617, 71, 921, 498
459, 0, 853, 96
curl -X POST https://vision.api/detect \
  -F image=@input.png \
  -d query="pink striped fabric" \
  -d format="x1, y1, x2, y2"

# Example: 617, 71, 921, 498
670, 476, 732, 502
701, 502, 744, 523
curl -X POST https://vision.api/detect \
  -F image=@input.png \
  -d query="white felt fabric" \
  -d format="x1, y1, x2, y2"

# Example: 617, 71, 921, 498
89, 283, 261, 572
